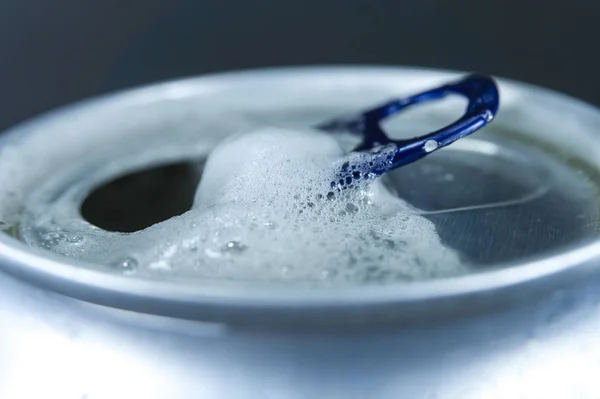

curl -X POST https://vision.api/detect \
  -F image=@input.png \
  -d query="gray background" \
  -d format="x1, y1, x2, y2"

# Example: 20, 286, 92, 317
0, 0, 598, 131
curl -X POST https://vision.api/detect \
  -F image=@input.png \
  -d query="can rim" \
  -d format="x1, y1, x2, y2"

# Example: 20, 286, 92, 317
1, 65, 599, 327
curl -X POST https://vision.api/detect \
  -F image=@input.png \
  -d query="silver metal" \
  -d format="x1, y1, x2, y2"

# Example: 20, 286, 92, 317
2, 66, 600, 398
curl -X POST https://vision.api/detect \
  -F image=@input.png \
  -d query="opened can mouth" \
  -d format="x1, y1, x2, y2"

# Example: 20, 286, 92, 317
1, 66, 600, 328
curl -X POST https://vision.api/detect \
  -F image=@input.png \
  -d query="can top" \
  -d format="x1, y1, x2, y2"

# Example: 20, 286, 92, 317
1, 66, 599, 328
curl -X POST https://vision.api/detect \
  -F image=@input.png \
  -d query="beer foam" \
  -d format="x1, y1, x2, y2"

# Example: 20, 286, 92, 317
19, 127, 467, 286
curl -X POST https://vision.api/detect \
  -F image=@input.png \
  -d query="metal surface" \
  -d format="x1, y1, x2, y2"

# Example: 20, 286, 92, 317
2, 267, 600, 399
2, 67, 600, 398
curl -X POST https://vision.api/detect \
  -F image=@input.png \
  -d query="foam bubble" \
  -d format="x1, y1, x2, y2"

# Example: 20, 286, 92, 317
19, 126, 467, 286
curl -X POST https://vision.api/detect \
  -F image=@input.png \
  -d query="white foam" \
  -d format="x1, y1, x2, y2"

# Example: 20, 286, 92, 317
19, 126, 466, 286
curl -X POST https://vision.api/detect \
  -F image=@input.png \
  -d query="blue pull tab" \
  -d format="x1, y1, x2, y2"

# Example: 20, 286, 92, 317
316, 74, 499, 176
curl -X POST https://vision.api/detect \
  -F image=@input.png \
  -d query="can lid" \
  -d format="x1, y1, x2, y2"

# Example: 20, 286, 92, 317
1, 66, 599, 327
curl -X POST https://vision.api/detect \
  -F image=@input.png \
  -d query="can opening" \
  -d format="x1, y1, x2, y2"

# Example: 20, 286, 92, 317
80, 162, 201, 233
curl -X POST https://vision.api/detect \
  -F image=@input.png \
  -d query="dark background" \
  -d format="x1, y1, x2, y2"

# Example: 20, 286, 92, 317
0, 0, 598, 131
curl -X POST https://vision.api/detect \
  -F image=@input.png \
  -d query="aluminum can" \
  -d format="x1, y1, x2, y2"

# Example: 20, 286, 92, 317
1, 66, 600, 399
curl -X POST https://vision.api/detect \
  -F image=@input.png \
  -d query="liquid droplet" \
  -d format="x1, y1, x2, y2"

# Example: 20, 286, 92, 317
319, 269, 337, 280
111, 256, 138, 275
222, 240, 247, 254
423, 140, 438, 153
264, 221, 279, 230
40, 231, 65, 248
65, 235, 84, 244
382, 239, 395, 249
345, 203, 359, 213
482, 109, 494, 122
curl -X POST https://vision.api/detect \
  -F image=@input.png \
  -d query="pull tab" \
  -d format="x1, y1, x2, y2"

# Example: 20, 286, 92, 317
317, 74, 500, 176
